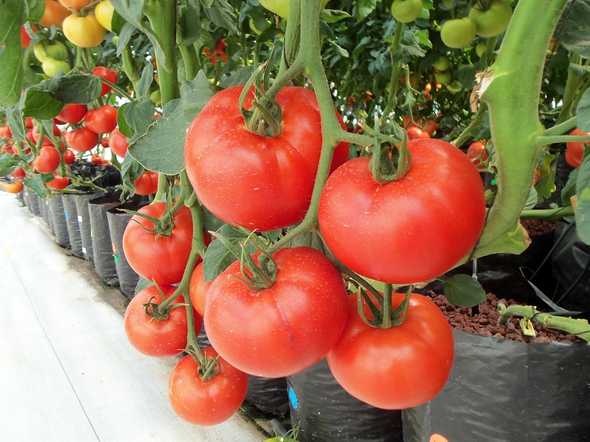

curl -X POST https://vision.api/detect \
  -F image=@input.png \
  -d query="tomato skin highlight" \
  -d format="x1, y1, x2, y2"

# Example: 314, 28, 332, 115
328, 293, 454, 410
318, 139, 486, 284
109, 128, 129, 157
123, 203, 194, 285
83, 105, 117, 134
189, 262, 211, 316
169, 347, 248, 425
65, 127, 98, 152
566, 128, 589, 168
185, 86, 349, 231
205, 247, 349, 378
124, 286, 200, 357
133, 171, 159, 196
407, 126, 430, 140
92, 66, 118, 96
56, 103, 88, 124
34, 146, 61, 173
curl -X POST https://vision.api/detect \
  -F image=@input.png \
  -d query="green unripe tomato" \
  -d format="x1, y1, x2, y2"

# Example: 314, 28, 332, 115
259, 0, 329, 19
391, 0, 423, 24
475, 42, 487, 58
42, 59, 72, 77
249, 16, 270, 35
441, 18, 477, 49
447, 80, 463, 94
34, 41, 68, 63
435, 71, 452, 85
441, 0, 454, 9
150, 89, 162, 106
432, 56, 450, 72
469, 1, 513, 38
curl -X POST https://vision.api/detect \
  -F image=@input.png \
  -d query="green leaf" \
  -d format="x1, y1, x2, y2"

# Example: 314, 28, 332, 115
524, 186, 538, 210
354, 0, 378, 22
24, 0, 44, 21
322, 9, 352, 23
134, 277, 154, 294
52, 74, 102, 104
180, 70, 214, 120
180, 1, 201, 45
117, 98, 155, 142
562, 169, 579, 205
6, 107, 25, 143
203, 0, 238, 34
203, 225, 248, 281
136, 62, 154, 98
0, 154, 19, 176
443, 274, 486, 307
116, 23, 136, 56
474, 222, 531, 258
24, 174, 48, 198
576, 155, 590, 244
22, 86, 63, 120
0, 1, 25, 107
219, 66, 254, 88
556, 0, 590, 58
576, 87, 590, 132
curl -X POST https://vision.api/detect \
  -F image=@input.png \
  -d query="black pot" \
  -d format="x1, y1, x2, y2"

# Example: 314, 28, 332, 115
402, 330, 590, 442
41, 197, 55, 235
62, 193, 84, 258
107, 199, 147, 298
88, 193, 120, 286
48, 194, 70, 248
29, 192, 42, 217
288, 360, 403, 442
23, 188, 32, 212
73, 192, 105, 261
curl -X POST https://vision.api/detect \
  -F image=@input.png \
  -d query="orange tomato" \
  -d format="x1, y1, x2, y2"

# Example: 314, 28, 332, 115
40, 0, 70, 27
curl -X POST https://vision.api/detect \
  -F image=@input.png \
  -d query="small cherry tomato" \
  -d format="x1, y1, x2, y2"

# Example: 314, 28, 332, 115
47, 176, 70, 190
65, 127, 98, 152
133, 171, 159, 196
92, 66, 118, 96
84, 105, 117, 134
109, 128, 129, 157
56, 103, 88, 124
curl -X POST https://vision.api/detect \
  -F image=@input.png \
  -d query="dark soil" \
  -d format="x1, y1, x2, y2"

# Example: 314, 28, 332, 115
521, 218, 557, 237
432, 292, 582, 344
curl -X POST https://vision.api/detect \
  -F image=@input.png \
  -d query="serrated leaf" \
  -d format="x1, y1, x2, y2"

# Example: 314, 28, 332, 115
0, 154, 20, 176
24, 174, 48, 197
117, 98, 155, 142
116, 23, 137, 56
22, 87, 63, 119
443, 274, 486, 307
219, 66, 254, 88
180, 70, 214, 120
52, 74, 102, 104
576, 88, 590, 132
556, 0, 590, 58
6, 107, 25, 143
136, 62, 154, 98
203, 225, 248, 281
0, 1, 25, 106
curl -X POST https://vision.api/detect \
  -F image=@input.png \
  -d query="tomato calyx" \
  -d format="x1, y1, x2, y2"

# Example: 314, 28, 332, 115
238, 69, 283, 137
368, 127, 412, 184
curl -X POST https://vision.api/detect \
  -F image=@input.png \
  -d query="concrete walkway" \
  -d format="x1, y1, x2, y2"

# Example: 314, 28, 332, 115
0, 193, 263, 442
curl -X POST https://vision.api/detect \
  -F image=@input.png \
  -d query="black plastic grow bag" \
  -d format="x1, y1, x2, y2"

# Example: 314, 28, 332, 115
402, 329, 590, 442
106, 199, 146, 298
88, 194, 120, 286
62, 194, 84, 257
73, 192, 104, 261
288, 360, 403, 442
48, 194, 70, 248
39, 196, 54, 234
29, 192, 42, 217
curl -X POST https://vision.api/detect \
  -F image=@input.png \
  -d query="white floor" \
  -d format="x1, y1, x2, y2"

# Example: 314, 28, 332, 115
0, 193, 263, 442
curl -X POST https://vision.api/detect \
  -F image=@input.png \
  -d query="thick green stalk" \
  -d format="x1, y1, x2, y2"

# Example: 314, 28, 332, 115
179, 44, 198, 81
278, 0, 301, 74
385, 23, 405, 114
544, 116, 577, 136
452, 105, 486, 147
538, 134, 590, 145
520, 206, 574, 220
475, 0, 568, 257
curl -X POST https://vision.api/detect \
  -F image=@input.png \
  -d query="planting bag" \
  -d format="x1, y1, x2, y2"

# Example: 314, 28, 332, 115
74, 192, 104, 261
29, 192, 42, 217
403, 330, 590, 442
62, 194, 84, 257
288, 360, 403, 442
40, 197, 54, 234
16, 190, 24, 205
107, 201, 144, 298
48, 194, 70, 248
88, 194, 120, 286
246, 376, 289, 417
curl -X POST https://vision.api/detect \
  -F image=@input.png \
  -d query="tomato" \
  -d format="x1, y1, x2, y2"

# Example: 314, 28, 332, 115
56, 103, 88, 124
91, 155, 108, 166
47, 176, 70, 190
430, 435, 449, 442
441, 18, 477, 49
466, 141, 488, 169
434, 70, 452, 85
566, 128, 589, 168
84, 105, 117, 134
63, 14, 106, 48
33, 123, 61, 142
133, 171, 159, 196
92, 66, 118, 96
189, 262, 211, 316
65, 127, 98, 152
407, 126, 430, 140
318, 139, 486, 284
169, 347, 248, 425
12, 168, 26, 179
259, 0, 329, 18
34, 146, 61, 173
109, 128, 129, 157
422, 119, 438, 136
40, 0, 70, 27
64, 149, 76, 165
475, 42, 487, 58
469, 1, 512, 38
58, 0, 92, 9
95, 0, 114, 31
205, 247, 348, 378
20, 26, 32, 48
391, 0, 423, 24
42, 59, 71, 77
123, 203, 193, 285
432, 56, 450, 72
25, 117, 34, 129
2, 144, 15, 155
0, 181, 24, 194
124, 285, 199, 356
185, 86, 349, 231
0, 125, 12, 139
327, 293, 453, 410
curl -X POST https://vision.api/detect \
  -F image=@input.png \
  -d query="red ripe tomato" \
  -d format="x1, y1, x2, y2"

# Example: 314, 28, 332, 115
20, 26, 32, 48
566, 128, 589, 168
124, 285, 200, 356
91, 155, 108, 166
133, 171, 159, 196
34, 146, 61, 173
25, 130, 35, 145
65, 127, 98, 152
84, 105, 117, 134
109, 128, 129, 157
318, 139, 486, 284
47, 176, 70, 190
327, 293, 454, 410
466, 141, 488, 169
64, 149, 75, 165
422, 119, 438, 136
123, 203, 193, 285
0, 125, 13, 139
169, 348, 248, 425
205, 247, 349, 378
12, 167, 26, 179
185, 86, 349, 231
2, 144, 15, 155
56, 103, 88, 124
25, 117, 34, 129
189, 262, 211, 316
92, 66, 118, 96
407, 126, 430, 140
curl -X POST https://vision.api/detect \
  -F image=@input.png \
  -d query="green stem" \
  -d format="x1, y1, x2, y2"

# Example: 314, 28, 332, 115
101, 78, 133, 100
520, 206, 574, 220
154, 175, 168, 202
385, 22, 405, 115
557, 54, 583, 123
381, 284, 392, 328
544, 116, 577, 136
121, 47, 140, 94
451, 105, 486, 147
475, 0, 568, 257
278, 0, 301, 75
179, 44, 198, 81
537, 134, 590, 145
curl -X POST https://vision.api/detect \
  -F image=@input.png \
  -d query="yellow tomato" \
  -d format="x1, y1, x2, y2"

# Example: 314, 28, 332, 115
95, 0, 114, 31
63, 14, 106, 48
59, 0, 92, 9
